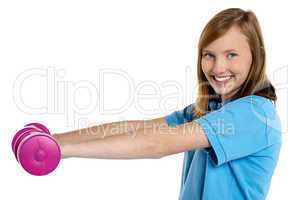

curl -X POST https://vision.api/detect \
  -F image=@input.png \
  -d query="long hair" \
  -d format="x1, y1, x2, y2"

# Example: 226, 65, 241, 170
193, 8, 277, 118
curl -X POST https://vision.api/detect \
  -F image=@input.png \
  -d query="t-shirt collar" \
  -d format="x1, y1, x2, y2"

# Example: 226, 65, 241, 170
209, 98, 232, 110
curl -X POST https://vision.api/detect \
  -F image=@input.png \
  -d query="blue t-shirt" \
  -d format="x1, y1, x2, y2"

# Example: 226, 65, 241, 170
164, 95, 282, 200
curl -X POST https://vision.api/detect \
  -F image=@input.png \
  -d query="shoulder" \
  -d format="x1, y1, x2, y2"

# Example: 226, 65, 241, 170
224, 95, 276, 115
225, 95, 282, 141
227, 95, 272, 106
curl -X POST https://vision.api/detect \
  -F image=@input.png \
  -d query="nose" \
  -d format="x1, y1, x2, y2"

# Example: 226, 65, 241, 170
212, 57, 228, 75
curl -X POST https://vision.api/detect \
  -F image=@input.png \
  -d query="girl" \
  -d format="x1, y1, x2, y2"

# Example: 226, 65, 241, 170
53, 8, 282, 200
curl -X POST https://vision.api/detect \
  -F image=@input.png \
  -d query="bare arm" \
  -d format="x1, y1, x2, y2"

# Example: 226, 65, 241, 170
57, 117, 210, 159
53, 119, 159, 145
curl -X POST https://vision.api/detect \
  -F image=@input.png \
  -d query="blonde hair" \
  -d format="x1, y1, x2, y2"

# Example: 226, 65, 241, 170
193, 8, 276, 118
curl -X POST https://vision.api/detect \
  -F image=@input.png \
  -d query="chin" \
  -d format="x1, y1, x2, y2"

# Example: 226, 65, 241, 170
210, 78, 239, 96
212, 86, 236, 99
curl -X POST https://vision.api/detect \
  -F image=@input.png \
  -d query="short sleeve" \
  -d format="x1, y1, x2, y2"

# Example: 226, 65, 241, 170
164, 103, 195, 127
193, 95, 282, 166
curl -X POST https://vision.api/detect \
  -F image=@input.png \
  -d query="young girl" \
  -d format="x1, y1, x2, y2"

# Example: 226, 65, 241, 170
53, 8, 282, 200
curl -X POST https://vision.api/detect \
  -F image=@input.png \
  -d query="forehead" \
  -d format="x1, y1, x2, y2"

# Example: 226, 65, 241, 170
203, 25, 250, 52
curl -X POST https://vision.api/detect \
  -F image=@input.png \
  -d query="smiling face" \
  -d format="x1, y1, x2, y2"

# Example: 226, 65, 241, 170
201, 25, 253, 101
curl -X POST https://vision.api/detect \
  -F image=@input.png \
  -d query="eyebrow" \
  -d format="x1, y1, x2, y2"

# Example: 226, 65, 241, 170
202, 49, 238, 53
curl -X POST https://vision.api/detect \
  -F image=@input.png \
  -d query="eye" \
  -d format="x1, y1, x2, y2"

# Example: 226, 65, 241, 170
227, 52, 238, 59
203, 52, 215, 60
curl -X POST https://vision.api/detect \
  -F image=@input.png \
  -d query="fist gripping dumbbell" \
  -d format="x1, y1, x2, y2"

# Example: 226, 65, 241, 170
12, 123, 61, 176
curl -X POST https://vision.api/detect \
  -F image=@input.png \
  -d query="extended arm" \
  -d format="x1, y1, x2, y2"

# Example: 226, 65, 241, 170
55, 118, 210, 159
53, 119, 159, 145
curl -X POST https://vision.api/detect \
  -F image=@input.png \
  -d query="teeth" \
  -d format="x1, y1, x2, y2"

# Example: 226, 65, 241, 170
214, 75, 232, 82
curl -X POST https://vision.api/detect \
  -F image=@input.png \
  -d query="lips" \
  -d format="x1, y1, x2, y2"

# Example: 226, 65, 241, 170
212, 75, 234, 86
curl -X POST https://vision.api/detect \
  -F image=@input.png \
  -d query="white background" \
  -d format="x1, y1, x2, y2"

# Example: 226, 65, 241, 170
0, 0, 298, 199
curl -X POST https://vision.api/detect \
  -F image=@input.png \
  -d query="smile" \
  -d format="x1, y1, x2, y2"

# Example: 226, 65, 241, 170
212, 75, 234, 85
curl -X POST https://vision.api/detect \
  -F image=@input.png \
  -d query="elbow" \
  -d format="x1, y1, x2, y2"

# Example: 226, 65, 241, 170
147, 139, 165, 159
149, 139, 169, 159
151, 153, 164, 160
152, 151, 164, 159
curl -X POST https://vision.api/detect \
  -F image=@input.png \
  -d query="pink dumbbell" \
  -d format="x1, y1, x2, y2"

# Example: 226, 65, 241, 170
12, 123, 61, 176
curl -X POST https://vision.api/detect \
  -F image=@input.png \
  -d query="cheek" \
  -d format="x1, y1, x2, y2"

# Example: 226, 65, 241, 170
201, 60, 212, 74
241, 53, 252, 77
241, 60, 252, 79
233, 57, 252, 77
